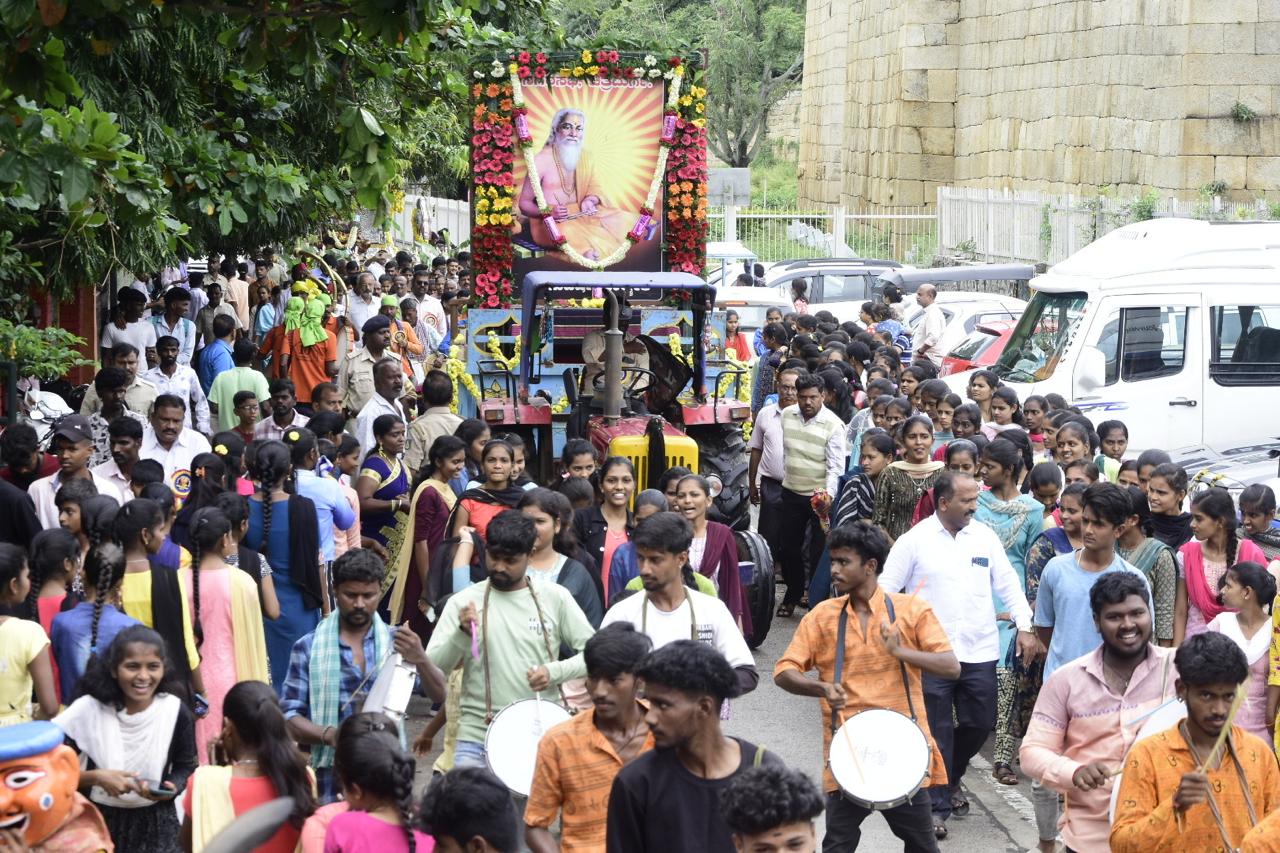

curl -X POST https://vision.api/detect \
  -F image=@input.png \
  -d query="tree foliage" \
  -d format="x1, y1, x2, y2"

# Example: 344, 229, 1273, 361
0, 0, 540, 300
541, 0, 803, 167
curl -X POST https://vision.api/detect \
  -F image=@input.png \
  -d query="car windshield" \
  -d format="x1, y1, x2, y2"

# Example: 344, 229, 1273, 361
993, 291, 1089, 382
949, 328, 998, 360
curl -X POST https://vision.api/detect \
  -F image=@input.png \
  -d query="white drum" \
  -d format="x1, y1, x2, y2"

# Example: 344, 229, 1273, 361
828, 708, 931, 810
1109, 699, 1187, 821
484, 698, 572, 796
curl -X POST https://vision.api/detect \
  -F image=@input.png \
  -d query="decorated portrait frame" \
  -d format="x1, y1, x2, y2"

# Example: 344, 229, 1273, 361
469, 49, 708, 307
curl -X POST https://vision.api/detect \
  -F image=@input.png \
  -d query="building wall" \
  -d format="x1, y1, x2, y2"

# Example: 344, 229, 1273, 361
798, 0, 1280, 209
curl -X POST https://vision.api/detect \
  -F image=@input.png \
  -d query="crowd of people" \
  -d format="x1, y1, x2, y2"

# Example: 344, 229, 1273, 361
1, 248, 1279, 853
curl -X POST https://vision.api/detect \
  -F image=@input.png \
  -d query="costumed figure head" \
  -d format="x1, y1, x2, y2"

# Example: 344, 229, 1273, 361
0, 721, 82, 845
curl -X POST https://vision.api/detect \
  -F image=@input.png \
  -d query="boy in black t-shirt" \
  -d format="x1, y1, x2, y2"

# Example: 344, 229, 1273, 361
605, 641, 782, 853
721, 764, 824, 853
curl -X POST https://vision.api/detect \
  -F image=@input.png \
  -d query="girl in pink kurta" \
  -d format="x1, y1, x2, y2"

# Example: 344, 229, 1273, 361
1206, 561, 1276, 742
1177, 488, 1267, 640
183, 507, 271, 763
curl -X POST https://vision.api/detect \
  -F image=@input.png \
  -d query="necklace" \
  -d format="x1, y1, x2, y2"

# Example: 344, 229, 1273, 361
551, 148, 578, 203
233, 758, 259, 765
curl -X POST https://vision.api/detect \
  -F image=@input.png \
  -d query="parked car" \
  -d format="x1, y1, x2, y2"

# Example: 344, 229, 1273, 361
939, 320, 1017, 376
1171, 442, 1280, 500
765, 257, 904, 321
960, 218, 1280, 453
711, 285, 793, 337
705, 241, 760, 287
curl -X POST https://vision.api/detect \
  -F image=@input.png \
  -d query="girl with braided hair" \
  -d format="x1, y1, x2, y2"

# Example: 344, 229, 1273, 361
1175, 486, 1268, 643
26, 527, 79, 703
170, 451, 229, 550
181, 680, 318, 853
51, 542, 139, 699
245, 439, 323, 692
323, 714, 431, 853
0, 543, 58, 724
180, 506, 270, 763
215, 490, 282, 620
115, 497, 205, 702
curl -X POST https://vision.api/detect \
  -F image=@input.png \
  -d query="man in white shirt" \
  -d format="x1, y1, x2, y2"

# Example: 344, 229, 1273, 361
29, 415, 126, 527
911, 284, 947, 368
150, 287, 198, 365
355, 358, 406, 458
346, 273, 380, 346
600, 512, 759, 697
100, 289, 157, 365
879, 471, 1042, 833
140, 394, 212, 504
143, 336, 211, 434
411, 266, 448, 341
747, 367, 800, 570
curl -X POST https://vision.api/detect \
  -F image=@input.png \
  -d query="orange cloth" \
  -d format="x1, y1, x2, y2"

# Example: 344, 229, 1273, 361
726, 332, 751, 362
388, 318, 423, 376
1111, 724, 1280, 853
283, 329, 337, 403
257, 325, 287, 380
38, 792, 114, 852
774, 589, 952, 793
525, 705, 654, 852
1242, 803, 1280, 852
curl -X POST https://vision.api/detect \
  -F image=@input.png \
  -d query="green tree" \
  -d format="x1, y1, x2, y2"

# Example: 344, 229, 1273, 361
0, 0, 535, 301
543, 0, 803, 167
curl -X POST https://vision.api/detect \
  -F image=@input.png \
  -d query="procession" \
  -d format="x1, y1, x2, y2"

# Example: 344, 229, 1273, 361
8, 3, 1280, 853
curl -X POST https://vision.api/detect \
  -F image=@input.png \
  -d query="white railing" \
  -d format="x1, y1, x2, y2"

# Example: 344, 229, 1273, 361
937, 186, 1276, 266
708, 205, 937, 264
375, 190, 472, 250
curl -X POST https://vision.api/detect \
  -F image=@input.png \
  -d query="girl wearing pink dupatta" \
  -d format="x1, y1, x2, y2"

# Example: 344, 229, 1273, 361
1176, 488, 1267, 642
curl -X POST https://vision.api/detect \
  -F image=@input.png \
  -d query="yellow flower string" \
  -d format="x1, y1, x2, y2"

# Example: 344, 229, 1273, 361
445, 342, 483, 413
485, 331, 522, 373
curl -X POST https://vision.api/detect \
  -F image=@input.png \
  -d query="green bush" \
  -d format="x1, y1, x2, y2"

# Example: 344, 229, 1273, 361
0, 320, 94, 382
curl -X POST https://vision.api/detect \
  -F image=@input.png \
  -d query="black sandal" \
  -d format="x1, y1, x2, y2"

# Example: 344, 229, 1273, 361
950, 791, 970, 816
993, 762, 1019, 785
776, 603, 795, 618
932, 816, 948, 839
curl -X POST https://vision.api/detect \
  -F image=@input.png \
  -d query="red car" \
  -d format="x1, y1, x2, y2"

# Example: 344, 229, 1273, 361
939, 320, 1016, 377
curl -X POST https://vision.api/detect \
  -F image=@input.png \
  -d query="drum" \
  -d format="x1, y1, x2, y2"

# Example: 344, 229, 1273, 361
828, 708, 931, 810
484, 698, 572, 796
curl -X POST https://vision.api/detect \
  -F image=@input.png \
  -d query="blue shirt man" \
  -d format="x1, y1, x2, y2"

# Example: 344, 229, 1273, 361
295, 468, 356, 563
195, 314, 237, 393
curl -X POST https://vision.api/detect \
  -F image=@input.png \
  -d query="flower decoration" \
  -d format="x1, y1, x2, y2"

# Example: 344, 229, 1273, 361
287, 430, 300, 442
470, 50, 708, 302
213, 443, 228, 455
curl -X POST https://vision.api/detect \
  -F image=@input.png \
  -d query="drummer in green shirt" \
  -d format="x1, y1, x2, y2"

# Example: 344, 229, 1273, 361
425, 509, 596, 777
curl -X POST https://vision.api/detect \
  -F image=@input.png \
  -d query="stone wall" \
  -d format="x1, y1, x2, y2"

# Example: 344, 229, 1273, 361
797, 0, 1280, 209
766, 88, 803, 155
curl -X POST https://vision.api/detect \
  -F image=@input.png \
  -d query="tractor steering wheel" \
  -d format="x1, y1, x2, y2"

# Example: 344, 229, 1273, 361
592, 366, 658, 398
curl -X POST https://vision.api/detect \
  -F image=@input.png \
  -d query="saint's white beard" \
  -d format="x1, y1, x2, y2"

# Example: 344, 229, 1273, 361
556, 138, 582, 172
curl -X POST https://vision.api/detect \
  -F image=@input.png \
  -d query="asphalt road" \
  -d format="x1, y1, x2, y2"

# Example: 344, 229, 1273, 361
401, 590, 1045, 852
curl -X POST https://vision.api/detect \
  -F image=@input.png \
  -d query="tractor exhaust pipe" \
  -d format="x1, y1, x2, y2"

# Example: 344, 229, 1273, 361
602, 290, 623, 424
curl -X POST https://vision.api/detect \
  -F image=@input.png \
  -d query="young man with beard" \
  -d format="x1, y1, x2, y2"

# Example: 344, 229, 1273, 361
600, 512, 758, 696
776, 521, 956, 852
1110, 631, 1280, 852
281, 548, 445, 803
93, 416, 142, 501
142, 336, 210, 434
84, 367, 146, 468
1020, 573, 1177, 853
81, 343, 159, 421
254, 378, 310, 443
426, 510, 595, 771
525, 623, 655, 853
605, 641, 782, 853
29, 415, 124, 528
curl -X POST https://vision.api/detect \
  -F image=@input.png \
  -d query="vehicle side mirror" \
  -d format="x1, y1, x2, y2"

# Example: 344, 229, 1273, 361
1074, 345, 1105, 394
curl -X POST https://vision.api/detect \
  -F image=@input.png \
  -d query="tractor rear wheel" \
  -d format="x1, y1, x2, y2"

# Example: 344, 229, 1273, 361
695, 424, 750, 532
735, 530, 775, 649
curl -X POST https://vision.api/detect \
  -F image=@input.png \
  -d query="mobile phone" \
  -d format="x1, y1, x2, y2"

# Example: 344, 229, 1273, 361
193, 693, 210, 718
142, 780, 178, 800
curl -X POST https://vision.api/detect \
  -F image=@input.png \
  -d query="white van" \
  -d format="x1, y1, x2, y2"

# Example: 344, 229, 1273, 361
958, 219, 1280, 453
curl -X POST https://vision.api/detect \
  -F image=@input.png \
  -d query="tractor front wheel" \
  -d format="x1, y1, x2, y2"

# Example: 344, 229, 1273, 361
694, 424, 750, 532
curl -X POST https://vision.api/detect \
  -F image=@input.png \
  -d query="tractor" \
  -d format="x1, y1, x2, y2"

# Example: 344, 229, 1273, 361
467, 271, 775, 646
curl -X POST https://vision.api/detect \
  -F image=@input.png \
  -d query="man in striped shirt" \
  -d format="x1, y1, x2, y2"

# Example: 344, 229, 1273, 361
775, 372, 846, 617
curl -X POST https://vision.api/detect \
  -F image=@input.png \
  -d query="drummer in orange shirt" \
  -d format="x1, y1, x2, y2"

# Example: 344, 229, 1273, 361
775, 521, 959, 851
525, 622, 655, 853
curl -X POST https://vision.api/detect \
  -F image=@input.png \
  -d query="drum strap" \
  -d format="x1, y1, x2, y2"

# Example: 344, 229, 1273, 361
831, 594, 916, 735
641, 590, 697, 641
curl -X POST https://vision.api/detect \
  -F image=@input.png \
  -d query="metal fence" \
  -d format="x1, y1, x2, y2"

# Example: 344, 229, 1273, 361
366, 189, 472, 250
937, 186, 1278, 266
708, 206, 937, 265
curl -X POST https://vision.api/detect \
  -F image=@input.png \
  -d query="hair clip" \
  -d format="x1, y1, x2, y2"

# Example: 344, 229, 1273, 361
214, 443, 228, 455
287, 430, 300, 442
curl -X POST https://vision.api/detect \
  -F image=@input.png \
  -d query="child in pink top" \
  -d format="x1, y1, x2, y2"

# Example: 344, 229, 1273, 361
324, 715, 433, 853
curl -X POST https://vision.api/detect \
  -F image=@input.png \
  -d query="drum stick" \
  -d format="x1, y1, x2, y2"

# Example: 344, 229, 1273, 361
841, 721, 866, 783
470, 624, 480, 660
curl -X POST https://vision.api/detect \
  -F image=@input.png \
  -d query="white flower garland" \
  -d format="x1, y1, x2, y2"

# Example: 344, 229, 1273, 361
510, 63, 683, 271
